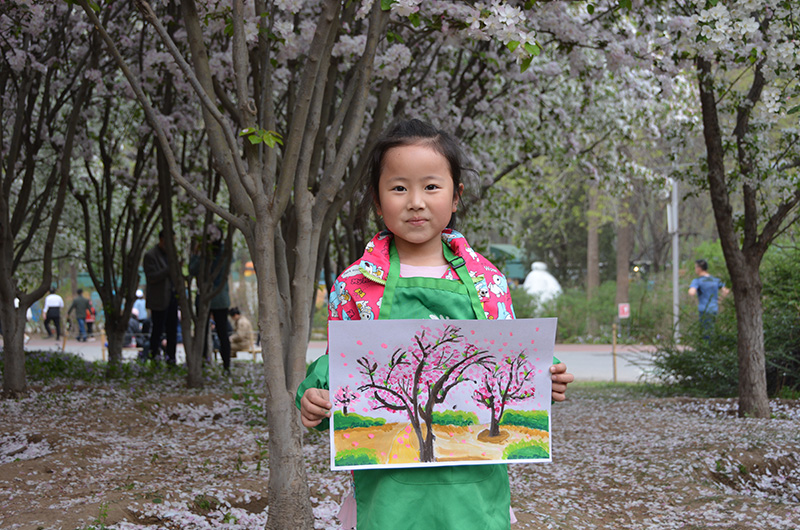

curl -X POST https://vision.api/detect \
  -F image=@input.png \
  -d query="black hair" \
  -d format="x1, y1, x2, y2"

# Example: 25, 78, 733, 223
76, 289, 83, 295
695, 259, 708, 271
358, 119, 470, 229
228, 307, 240, 316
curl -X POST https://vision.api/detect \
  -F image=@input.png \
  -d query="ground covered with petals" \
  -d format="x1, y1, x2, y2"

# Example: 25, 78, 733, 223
1, 354, 798, 529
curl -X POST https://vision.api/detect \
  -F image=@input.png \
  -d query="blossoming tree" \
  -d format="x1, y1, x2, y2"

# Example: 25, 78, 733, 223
356, 324, 493, 462
472, 351, 537, 438
333, 385, 360, 416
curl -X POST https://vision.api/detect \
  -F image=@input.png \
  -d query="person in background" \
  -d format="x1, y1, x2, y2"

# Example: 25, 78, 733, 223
688, 258, 730, 336
125, 308, 142, 348
43, 287, 64, 340
228, 307, 254, 356
85, 300, 96, 340
67, 289, 91, 342
189, 227, 232, 372
143, 230, 179, 365
133, 289, 147, 323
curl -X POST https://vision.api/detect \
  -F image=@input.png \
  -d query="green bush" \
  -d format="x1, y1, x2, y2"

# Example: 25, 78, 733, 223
502, 439, 549, 460
335, 447, 380, 466
431, 410, 478, 426
647, 311, 739, 397
333, 411, 385, 430
499, 410, 549, 431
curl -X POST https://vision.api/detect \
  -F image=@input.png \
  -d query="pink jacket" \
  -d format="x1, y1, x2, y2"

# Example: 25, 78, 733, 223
327, 229, 516, 322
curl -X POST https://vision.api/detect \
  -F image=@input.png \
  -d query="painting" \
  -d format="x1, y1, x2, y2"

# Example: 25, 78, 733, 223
328, 318, 556, 470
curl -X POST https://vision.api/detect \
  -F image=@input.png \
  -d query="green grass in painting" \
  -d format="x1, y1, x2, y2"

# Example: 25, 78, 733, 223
333, 411, 386, 430
335, 447, 380, 466
502, 439, 550, 460
431, 410, 478, 426
499, 410, 549, 431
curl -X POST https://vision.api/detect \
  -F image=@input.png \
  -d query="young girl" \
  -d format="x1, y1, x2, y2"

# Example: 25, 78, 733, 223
298, 119, 573, 530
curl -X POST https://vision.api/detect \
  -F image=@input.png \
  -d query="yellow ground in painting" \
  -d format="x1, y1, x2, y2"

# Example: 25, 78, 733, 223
334, 423, 548, 464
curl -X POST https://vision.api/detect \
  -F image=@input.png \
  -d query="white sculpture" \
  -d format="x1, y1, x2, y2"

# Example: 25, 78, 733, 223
522, 262, 562, 303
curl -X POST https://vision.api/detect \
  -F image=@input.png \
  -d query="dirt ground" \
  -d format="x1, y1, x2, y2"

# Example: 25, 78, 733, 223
1, 362, 799, 529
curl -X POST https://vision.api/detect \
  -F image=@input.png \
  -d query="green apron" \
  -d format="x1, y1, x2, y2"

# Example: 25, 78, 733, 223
300, 241, 511, 530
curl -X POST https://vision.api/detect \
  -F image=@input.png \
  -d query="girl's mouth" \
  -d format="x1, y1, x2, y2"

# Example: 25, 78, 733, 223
407, 218, 427, 226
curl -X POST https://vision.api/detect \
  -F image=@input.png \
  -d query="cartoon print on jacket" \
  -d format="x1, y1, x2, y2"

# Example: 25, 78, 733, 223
496, 302, 513, 320
328, 279, 351, 318
489, 274, 509, 298
327, 229, 514, 325
473, 273, 489, 300
355, 300, 374, 320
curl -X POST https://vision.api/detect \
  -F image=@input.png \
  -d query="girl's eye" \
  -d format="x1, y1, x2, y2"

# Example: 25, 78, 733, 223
391, 185, 406, 192
425, 184, 440, 191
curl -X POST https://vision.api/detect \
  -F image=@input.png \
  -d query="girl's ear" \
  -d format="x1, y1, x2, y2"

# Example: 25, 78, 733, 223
452, 183, 465, 212
374, 192, 382, 217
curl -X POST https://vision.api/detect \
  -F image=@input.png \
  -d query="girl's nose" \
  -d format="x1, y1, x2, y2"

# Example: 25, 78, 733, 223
408, 190, 424, 209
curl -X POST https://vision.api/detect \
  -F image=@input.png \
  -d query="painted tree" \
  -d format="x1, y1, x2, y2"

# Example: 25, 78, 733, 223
356, 324, 492, 462
472, 351, 537, 438
0, 1, 96, 396
333, 385, 360, 416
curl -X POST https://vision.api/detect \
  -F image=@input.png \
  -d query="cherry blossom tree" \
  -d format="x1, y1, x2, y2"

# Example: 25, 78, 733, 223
357, 324, 493, 462
592, 0, 800, 418
0, 1, 97, 396
472, 351, 537, 438
333, 385, 360, 416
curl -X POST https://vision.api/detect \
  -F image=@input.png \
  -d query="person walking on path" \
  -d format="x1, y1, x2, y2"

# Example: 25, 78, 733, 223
43, 287, 64, 340
85, 300, 96, 340
67, 289, 91, 342
143, 230, 179, 365
189, 228, 232, 372
688, 258, 730, 335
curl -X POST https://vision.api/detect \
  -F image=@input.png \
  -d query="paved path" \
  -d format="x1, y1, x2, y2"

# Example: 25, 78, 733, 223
17, 337, 654, 382
18, 336, 654, 383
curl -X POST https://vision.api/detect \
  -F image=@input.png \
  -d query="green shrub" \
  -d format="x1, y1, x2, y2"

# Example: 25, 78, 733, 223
647, 311, 739, 397
502, 439, 549, 460
499, 410, 549, 431
333, 411, 385, 430
431, 410, 478, 426
335, 447, 380, 466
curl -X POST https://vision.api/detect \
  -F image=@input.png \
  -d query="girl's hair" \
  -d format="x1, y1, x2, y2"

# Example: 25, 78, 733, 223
359, 119, 470, 229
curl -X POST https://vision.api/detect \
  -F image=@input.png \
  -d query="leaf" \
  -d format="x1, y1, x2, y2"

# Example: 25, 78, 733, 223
520, 56, 533, 73
380, 0, 395, 11
788, 105, 800, 115
408, 12, 421, 27
587, 4, 595, 14
524, 42, 541, 56
619, 0, 632, 9
507, 41, 520, 52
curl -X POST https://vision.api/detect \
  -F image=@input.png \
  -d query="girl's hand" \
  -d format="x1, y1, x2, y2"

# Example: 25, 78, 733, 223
550, 363, 574, 402
300, 388, 332, 427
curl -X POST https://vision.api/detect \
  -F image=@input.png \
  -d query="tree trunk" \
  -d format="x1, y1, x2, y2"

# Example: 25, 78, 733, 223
730, 264, 770, 418
254, 221, 315, 530
586, 181, 600, 335
420, 420, 436, 462
0, 308, 28, 398
489, 407, 500, 438
615, 197, 634, 308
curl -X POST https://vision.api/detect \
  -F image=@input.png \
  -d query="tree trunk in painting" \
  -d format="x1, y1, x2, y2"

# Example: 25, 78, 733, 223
489, 406, 500, 438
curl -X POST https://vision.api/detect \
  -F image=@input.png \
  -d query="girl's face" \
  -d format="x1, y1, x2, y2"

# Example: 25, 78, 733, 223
375, 143, 462, 264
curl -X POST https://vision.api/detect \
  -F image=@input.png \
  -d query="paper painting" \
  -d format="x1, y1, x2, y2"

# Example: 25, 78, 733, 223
328, 318, 556, 470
